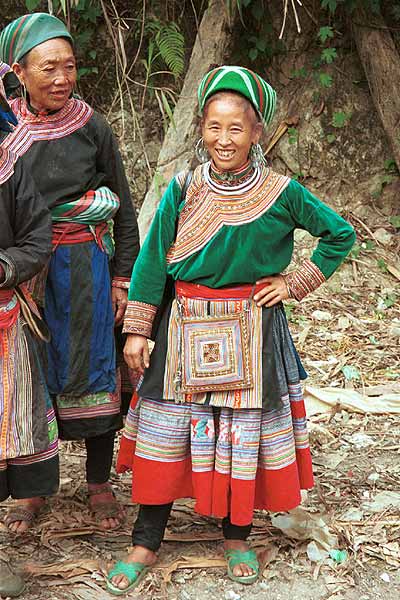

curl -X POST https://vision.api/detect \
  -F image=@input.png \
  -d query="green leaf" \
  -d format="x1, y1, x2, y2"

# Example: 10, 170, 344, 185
25, 0, 41, 9
326, 133, 336, 144
251, 1, 264, 20
321, 0, 337, 14
156, 22, 185, 78
318, 26, 334, 43
389, 216, 400, 229
249, 48, 258, 61
288, 127, 298, 145
89, 50, 97, 60
319, 72, 333, 88
384, 158, 398, 173
377, 258, 388, 273
291, 67, 308, 79
392, 5, 400, 20
332, 111, 351, 128
349, 244, 360, 259
321, 47, 337, 64
341, 365, 361, 381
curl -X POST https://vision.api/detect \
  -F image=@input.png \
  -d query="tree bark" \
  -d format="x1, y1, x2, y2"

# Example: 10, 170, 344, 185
138, 0, 235, 239
352, 7, 400, 171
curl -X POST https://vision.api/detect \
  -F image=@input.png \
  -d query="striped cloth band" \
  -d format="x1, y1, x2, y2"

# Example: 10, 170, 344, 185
198, 65, 276, 126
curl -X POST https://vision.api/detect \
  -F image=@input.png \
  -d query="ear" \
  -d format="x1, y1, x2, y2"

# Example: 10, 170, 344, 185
252, 121, 263, 144
12, 63, 24, 84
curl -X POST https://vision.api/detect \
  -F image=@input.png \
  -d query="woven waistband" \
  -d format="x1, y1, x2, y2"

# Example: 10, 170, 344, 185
52, 223, 93, 247
175, 280, 266, 300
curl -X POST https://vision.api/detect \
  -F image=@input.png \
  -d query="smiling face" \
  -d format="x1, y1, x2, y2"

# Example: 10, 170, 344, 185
201, 92, 262, 172
13, 38, 77, 113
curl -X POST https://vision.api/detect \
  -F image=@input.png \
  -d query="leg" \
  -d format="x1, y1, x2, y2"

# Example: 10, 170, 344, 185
5, 453, 59, 534
223, 516, 258, 583
108, 503, 172, 593
86, 431, 123, 530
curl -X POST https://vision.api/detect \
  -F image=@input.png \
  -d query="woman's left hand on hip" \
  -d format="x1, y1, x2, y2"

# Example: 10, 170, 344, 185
112, 288, 128, 325
253, 275, 289, 307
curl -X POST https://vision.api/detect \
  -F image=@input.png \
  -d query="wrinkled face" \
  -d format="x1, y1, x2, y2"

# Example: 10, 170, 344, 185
13, 38, 76, 113
201, 92, 262, 172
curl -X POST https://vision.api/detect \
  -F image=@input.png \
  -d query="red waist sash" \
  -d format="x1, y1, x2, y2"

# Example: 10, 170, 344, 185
0, 289, 19, 329
175, 280, 265, 300
52, 223, 93, 247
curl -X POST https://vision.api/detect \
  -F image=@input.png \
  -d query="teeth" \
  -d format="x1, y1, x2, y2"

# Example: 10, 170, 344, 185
217, 150, 234, 157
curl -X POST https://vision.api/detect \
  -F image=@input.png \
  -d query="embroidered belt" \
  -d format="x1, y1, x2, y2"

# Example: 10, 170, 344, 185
52, 223, 95, 247
175, 280, 265, 300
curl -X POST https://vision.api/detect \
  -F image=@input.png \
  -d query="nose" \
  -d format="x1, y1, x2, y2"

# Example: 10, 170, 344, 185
53, 69, 69, 86
218, 130, 232, 145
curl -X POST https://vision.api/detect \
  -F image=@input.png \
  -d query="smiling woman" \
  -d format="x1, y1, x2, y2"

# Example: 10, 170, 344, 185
0, 12, 140, 535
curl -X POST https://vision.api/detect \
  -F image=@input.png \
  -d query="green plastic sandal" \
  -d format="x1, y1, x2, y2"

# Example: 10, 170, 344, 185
224, 549, 259, 585
106, 560, 150, 596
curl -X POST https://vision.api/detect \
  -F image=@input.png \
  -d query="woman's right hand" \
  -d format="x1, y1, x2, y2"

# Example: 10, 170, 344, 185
123, 334, 150, 374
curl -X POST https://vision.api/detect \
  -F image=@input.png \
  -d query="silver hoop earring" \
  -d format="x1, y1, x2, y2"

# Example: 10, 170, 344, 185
195, 137, 209, 163
21, 84, 27, 102
249, 143, 265, 168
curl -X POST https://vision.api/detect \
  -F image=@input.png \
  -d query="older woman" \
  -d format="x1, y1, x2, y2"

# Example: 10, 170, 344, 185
107, 66, 355, 593
0, 13, 140, 532
0, 63, 54, 598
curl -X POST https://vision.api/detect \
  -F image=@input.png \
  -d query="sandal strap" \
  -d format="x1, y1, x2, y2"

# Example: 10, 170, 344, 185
5, 507, 37, 526
224, 549, 259, 571
88, 483, 115, 497
107, 561, 147, 583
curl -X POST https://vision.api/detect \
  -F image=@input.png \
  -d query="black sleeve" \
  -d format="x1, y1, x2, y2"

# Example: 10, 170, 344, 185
2, 161, 52, 287
93, 112, 140, 279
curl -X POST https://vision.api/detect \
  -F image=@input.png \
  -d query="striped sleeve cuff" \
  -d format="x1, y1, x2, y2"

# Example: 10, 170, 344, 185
284, 259, 326, 301
122, 300, 158, 337
112, 277, 131, 289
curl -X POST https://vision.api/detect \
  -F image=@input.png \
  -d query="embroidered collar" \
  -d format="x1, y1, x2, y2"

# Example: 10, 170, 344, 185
0, 97, 93, 184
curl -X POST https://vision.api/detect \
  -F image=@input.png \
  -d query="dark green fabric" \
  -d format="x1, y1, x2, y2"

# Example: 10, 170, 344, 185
128, 176, 355, 306
0, 13, 72, 65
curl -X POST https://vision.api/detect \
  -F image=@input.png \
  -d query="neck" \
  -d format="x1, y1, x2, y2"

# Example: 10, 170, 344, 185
210, 160, 253, 183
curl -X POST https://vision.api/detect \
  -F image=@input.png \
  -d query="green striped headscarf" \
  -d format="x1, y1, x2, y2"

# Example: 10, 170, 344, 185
0, 12, 73, 65
198, 66, 276, 126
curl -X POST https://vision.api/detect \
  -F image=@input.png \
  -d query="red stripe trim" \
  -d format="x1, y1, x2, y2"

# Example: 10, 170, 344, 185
175, 280, 266, 300
8, 15, 29, 64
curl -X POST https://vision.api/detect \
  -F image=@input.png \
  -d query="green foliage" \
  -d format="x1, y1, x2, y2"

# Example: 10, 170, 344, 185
332, 111, 351, 128
389, 216, 400, 229
318, 26, 334, 43
25, 0, 41, 9
384, 159, 399, 174
321, 47, 337, 64
291, 67, 308, 79
288, 127, 298, 145
326, 133, 336, 144
318, 72, 333, 88
154, 22, 185, 79
321, 0, 338, 13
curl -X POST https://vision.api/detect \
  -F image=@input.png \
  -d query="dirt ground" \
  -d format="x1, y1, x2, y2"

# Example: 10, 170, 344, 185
1, 215, 399, 600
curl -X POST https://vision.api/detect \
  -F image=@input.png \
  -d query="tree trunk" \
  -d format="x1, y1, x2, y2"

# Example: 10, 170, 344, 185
138, 0, 235, 239
352, 7, 400, 171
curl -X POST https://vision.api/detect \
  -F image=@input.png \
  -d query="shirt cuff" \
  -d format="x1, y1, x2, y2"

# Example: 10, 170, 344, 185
122, 300, 158, 337
284, 259, 326, 301
112, 277, 131, 289
0, 252, 17, 289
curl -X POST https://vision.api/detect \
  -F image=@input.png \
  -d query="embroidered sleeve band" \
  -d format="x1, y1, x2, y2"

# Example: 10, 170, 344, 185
284, 259, 326, 301
112, 276, 131, 289
123, 300, 158, 337
0, 252, 17, 288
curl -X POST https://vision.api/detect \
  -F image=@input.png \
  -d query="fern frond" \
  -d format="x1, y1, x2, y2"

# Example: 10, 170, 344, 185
156, 23, 185, 79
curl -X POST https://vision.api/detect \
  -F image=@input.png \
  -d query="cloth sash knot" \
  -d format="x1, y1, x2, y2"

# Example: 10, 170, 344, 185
51, 186, 120, 257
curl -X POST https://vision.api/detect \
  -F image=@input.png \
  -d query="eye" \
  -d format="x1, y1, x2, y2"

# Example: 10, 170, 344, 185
66, 64, 76, 71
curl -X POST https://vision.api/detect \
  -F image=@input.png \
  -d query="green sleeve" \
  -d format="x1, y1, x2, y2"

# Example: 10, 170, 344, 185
285, 179, 356, 278
128, 177, 182, 305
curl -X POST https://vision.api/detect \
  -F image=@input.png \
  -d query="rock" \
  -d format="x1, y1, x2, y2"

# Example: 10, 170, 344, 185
374, 227, 393, 245
225, 591, 241, 600
311, 310, 332, 321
